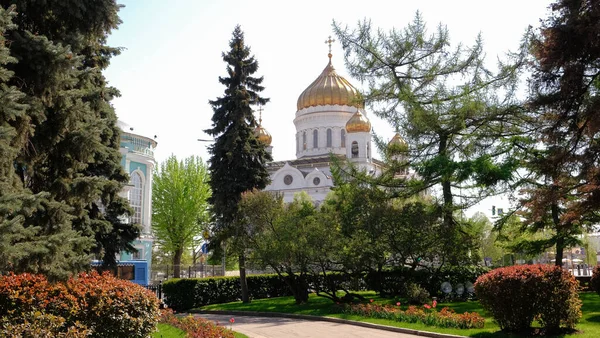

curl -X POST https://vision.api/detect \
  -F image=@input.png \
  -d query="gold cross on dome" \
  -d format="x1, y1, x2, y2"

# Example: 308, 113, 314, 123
325, 36, 335, 54
257, 105, 264, 124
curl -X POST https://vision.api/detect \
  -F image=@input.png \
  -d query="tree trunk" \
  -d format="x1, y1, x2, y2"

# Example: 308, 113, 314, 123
439, 134, 458, 264
555, 236, 565, 268
173, 248, 183, 278
551, 202, 564, 268
239, 253, 250, 303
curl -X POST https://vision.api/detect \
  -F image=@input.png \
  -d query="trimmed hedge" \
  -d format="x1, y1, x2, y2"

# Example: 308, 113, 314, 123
367, 265, 489, 297
475, 264, 581, 333
163, 274, 292, 310
0, 271, 160, 338
591, 265, 600, 295
164, 266, 489, 311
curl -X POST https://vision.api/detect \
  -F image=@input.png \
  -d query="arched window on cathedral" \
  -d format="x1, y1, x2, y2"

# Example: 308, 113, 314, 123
367, 143, 371, 159
130, 172, 143, 225
341, 129, 346, 147
303, 132, 307, 150
351, 141, 359, 158
313, 130, 318, 149
326, 129, 332, 147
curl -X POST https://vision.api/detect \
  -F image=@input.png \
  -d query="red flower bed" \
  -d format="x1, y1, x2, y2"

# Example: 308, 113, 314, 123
341, 302, 485, 329
159, 309, 235, 338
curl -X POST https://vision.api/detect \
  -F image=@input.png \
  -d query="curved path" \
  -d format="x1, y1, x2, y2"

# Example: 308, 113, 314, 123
195, 313, 434, 338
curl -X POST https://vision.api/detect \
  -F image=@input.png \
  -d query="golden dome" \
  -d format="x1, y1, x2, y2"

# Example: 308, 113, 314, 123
345, 111, 371, 133
388, 133, 407, 147
254, 125, 272, 146
297, 55, 364, 111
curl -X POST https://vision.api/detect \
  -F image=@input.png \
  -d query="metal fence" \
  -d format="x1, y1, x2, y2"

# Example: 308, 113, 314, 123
143, 281, 164, 301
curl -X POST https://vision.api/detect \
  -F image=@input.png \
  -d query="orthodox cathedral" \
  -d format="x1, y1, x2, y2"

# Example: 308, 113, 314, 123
256, 42, 407, 203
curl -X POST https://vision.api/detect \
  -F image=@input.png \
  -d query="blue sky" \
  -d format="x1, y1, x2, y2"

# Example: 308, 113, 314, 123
105, 0, 552, 167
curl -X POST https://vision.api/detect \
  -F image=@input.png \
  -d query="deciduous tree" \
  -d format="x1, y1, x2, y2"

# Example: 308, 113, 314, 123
152, 155, 211, 278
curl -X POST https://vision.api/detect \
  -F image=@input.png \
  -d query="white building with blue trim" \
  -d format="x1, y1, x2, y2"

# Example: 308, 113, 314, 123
116, 120, 157, 281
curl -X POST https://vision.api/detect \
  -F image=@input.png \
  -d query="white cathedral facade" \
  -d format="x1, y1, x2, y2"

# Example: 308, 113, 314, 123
255, 51, 406, 203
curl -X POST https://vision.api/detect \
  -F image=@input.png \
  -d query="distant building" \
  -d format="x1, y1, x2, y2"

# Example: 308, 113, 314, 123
260, 50, 407, 203
115, 120, 157, 282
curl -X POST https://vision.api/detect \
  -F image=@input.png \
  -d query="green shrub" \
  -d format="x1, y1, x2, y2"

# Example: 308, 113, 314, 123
591, 265, 600, 295
164, 267, 489, 310
365, 266, 489, 297
406, 283, 431, 305
475, 264, 581, 333
163, 274, 292, 310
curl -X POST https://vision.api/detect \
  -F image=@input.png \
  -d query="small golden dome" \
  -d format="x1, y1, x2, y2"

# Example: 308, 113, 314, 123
297, 56, 364, 111
388, 133, 407, 147
254, 125, 272, 146
345, 111, 371, 133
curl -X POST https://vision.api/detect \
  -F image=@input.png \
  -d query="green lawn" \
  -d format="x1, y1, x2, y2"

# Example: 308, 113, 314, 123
198, 292, 600, 337
153, 323, 186, 338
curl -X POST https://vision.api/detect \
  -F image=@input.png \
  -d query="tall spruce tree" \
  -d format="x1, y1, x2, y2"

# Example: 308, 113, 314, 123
205, 25, 271, 303
0, 0, 137, 280
333, 13, 527, 264
515, 0, 600, 266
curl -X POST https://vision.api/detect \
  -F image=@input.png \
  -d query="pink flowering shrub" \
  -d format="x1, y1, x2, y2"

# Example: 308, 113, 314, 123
475, 264, 581, 333
341, 302, 484, 329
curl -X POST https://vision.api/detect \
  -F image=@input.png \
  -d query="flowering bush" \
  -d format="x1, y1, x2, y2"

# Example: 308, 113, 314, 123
591, 265, 600, 296
0, 312, 89, 338
67, 271, 160, 338
341, 302, 485, 329
475, 264, 581, 333
159, 309, 235, 338
0, 271, 160, 337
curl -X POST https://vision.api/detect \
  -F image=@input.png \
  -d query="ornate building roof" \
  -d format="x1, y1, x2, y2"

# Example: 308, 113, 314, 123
345, 110, 371, 133
296, 54, 363, 111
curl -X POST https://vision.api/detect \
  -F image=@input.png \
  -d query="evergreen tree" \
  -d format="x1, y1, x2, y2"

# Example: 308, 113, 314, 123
515, 0, 600, 266
152, 155, 211, 278
333, 13, 527, 264
0, 0, 136, 280
205, 25, 271, 302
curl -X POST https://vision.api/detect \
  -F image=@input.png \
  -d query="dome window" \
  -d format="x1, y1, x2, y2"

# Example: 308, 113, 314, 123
303, 132, 307, 150
351, 141, 359, 158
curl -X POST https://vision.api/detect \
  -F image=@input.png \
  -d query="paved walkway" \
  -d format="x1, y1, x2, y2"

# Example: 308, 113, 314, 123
196, 314, 426, 338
